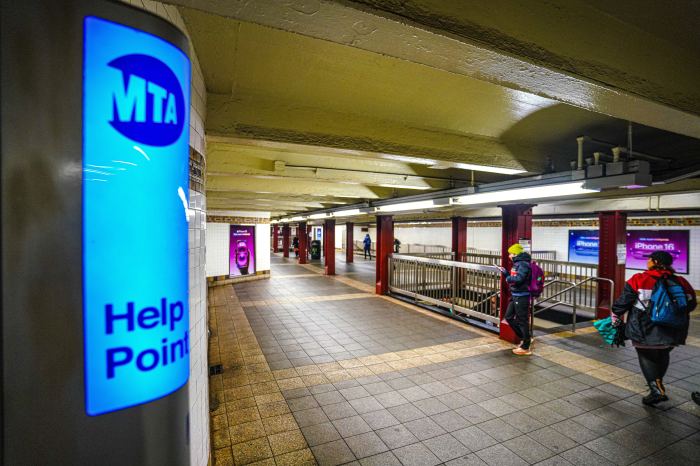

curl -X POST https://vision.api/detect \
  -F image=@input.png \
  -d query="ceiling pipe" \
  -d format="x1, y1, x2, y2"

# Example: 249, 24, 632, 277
581, 135, 671, 164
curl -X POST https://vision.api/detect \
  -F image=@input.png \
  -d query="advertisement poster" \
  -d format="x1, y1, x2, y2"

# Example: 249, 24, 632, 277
567, 230, 599, 264
230, 225, 256, 276
626, 230, 689, 273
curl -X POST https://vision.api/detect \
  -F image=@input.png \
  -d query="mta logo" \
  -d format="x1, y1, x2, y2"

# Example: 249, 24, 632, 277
109, 54, 185, 146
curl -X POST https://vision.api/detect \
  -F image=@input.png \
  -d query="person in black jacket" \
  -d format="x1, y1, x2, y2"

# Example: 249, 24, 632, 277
612, 251, 696, 405
500, 243, 533, 355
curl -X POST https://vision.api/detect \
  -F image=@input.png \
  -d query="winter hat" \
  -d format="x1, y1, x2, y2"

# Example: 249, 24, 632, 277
649, 250, 673, 267
507, 243, 524, 255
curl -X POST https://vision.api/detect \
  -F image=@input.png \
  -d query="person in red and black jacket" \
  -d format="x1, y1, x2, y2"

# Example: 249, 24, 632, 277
612, 251, 696, 406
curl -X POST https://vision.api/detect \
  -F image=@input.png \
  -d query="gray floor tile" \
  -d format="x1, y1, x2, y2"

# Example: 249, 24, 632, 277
414, 397, 451, 416
294, 407, 331, 427
582, 437, 645, 465
423, 434, 471, 462
455, 405, 496, 425
452, 426, 498, 452
376, 425, 419, 450
333, 415, 373, 438
392, 442, 441, 466
349, 396, 384, 414
504, 435, 556, 464
404, 417, 447, 441
388, 403, 427, 423
528, 426, 579, 454
439, 392, 472, 410
445, 453, 488, 466
361, 409, 401, 430
399, 386, 433, 402
315, 391, 346, 406
302, 421, 342, 447
557, 445, 616, 466
323, 401, 359, 421
341, 386, 372, 401
289, 395, 320, 412
475, 444, 528, 466
359, 451, 402, 466
388, 377, 417, 390
431, 411, 470, 433
345, 431, 389, 459
311, 439, 356, 466
477, 418, 523, 442
364, 381, 394, 395
375, 391, 410, 409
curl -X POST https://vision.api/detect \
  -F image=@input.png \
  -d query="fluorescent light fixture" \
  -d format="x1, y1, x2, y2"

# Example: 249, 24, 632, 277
430, 162, 526, 175
375, 200, 435, 213
279, 218, 291, 223
308, 213, 328, 219
290, 216, 305, 221
332, 208, 361, 217
452, 182, 598, 206
378, 184, 431, 190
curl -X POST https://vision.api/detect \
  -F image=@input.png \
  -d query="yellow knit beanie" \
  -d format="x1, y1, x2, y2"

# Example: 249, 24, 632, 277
507, 243, 524, 255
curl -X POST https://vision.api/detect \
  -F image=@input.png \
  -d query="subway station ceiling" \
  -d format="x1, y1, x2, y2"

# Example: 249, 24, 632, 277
171, 0, 700, 218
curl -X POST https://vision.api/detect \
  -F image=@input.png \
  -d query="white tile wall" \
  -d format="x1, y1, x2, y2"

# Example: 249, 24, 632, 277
205, 223, 230, 277
255, 224, 271, 271
120, 2, 210, 464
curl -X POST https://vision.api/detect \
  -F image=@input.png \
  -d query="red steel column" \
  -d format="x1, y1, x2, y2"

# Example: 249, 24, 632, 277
282, 224, 290, 258
499, 205, 533, 343
375, 215, 394, 295
597, 211, 627, 319
324, 219, 336, 275
272, 225, 280, 253
451, 216, 468, 261
298, 221, 308, 264
346, 222, 354, 263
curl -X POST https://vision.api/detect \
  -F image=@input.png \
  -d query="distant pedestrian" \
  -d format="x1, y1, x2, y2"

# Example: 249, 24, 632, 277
499, 243, 532, 356
692, 391, 700, 406
363, 234, 372, 260
292, 236, 299, 257
394, 238, 401, 253
612, 251, 696, 406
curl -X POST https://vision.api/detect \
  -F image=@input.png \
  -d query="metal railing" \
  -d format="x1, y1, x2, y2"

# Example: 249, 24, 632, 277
389, 254, 502, 325
532, 277, 614, 331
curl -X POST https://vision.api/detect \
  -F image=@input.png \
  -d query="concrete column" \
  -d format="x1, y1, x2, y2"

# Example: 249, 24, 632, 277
597, 211, 627, 319
298, 222, 308, 264
272, 225, 280, 253
451, 216, 468, 261
346, 222, 354, 263
324, 219, 336, 275
282, 224, 290, 258
375, 215, 394, 294
499, 205, 533, 343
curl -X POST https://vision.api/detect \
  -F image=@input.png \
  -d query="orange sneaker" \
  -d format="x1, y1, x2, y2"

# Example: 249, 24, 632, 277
512, 347, 532, 356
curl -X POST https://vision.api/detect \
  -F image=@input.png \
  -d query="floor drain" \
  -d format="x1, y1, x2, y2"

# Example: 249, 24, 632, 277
209, 364, 223, 376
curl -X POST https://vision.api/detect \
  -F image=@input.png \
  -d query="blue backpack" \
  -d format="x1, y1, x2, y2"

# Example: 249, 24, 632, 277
647, 276, 689, 328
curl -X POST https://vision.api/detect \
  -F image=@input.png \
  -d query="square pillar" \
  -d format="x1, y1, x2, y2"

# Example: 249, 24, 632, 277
499, 205, 533, 343
324, 219, 336, 275
597, 211, 627, 319
451, 216, 468, 261
282, 224, 290, 258
346, 222, 354, 263
375, 215, 394, 294
272, 225, 280, 253
298, 222, 308, 264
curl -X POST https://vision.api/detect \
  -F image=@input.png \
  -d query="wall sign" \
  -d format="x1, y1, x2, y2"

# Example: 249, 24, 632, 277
626, 230, 689, 273
229, 226, 256, 276
567, 230, 599, 264
83, 17, 191, 415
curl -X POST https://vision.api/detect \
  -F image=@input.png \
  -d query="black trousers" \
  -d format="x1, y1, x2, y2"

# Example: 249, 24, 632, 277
364, 248, 371, 259
636, 347, 672, 383
505, 295, 531, 348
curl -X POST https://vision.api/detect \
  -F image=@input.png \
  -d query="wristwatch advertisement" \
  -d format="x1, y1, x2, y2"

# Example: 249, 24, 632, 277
229, 225, 256, 277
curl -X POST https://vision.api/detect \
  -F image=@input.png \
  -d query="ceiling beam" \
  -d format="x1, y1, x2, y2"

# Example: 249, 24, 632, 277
173, 0, 700, 139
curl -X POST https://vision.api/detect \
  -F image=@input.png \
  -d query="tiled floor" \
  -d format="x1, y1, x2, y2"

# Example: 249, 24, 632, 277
208, 253, 700, 466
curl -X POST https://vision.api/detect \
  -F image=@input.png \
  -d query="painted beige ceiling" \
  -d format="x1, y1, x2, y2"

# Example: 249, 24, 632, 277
175, 1, 700, 217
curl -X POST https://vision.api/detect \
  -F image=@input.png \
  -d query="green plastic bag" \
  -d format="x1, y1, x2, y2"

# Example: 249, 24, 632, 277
593, 316, 617, 345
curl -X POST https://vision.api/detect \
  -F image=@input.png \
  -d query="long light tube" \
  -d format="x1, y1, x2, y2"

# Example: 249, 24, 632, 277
375, 200, 435, 213
452, 182, 598, 205
308, 213, 328, 219
331, 208, 361, 217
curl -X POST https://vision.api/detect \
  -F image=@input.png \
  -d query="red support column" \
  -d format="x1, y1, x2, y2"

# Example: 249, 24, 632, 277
597, 211, 627, 319
324, 219, 336, 275
298, 222, 308, 264
499, 205, 533, 344
282, 224, 290, 258
451, 216, 468, 261
272, 225, 280, 253
346, 222, 354, 263
375, 215, 394, 295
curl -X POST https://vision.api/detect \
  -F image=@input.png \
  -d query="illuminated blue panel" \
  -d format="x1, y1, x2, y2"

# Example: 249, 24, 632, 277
83, 16, 190, 416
